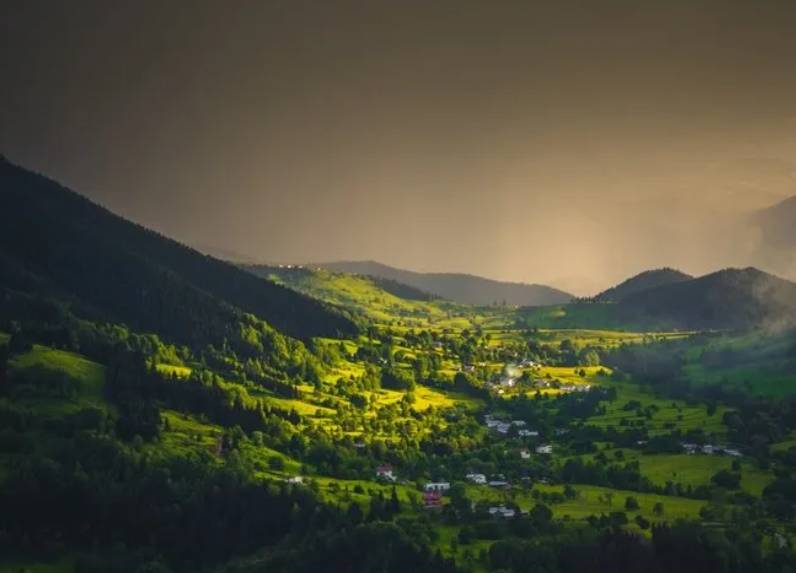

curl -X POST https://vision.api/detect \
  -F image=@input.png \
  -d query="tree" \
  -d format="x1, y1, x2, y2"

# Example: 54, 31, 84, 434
625, 496, 640, 511
653, 501, 664, 516
390, 486, 400, 514
449, 482, 471, 516
347, 501, 364, 525
0, 343, 8, 389
711, 469, 741, 489
267, 455, 285, 471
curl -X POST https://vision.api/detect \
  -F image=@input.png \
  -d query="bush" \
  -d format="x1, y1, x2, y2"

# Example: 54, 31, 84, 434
268, 455, 285, 471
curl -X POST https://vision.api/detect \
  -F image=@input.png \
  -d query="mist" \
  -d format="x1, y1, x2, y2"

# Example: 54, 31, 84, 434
3, 0, 796, 295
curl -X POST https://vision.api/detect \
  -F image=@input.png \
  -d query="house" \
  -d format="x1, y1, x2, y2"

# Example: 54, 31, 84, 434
723, 448, 742, 457
488, 505, 516, 518
495, 422, 511, 435
466, 473, 487, 484
511, 420, 527, 427
423, 490, 443, 509
286, 476, 304, 485
535, 444, 553, 455
518, 429, 539, 437
519, 449, 531, 460
376, 464, 396, 482
488, 479, 510, 488
424, 482, 451, 493
681, 442, 699, 454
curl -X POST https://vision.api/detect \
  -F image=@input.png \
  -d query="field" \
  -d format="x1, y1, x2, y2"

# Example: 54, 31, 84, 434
586, 379, 727, 436
465, 482, 704, 524
7, 345, 107, 417
680, 330, 796, 396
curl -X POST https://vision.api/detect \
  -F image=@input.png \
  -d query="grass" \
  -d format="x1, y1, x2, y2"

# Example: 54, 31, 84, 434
680, 330, 796, 397
586, 379, 727, 436
8, 345, 107, 416
613, 452, 773, 496
466, 482, 704, 523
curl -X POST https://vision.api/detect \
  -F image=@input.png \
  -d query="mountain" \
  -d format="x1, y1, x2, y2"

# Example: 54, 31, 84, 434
754, 194, 796, 250
0, 158, 358, 345
315, 260, 574, 306
595, 268, 693, 302
750, 195, 796, 280
617, 267, 796, 330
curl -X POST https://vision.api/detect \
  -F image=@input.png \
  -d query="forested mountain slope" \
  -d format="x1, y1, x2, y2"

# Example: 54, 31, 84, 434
618, 267, 796, 330
595, 268, 693, 302
0, 158, 358, 344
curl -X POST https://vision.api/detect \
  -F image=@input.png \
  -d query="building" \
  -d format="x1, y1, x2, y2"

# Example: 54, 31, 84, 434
520, 449, 531, 460
376, 464, 396, 482
466, 473, 487, 484
535, 444, 553, 455
495, 422, 511, 434
518, 429, 539, 437
286, 476, 304, 485
423, 491, 443, 509
488, 479, 510, 488
488, 505, 516, 518
424, 482, 451, 492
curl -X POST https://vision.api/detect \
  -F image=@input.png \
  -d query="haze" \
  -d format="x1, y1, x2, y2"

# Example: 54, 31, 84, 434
3, 0, 796, 295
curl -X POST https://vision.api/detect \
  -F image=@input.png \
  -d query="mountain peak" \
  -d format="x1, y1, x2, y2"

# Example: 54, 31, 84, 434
595, 267, 693, 302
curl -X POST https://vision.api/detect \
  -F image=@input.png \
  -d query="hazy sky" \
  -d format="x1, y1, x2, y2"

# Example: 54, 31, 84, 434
3, 0, 796, 294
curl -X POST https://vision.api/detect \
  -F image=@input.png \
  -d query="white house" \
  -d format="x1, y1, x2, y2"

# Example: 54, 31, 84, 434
286, 476, 304, 485
518, 429, 539, 437
424, 482, 451, 492
519, 449, 531, 460
488, 479, 510, 488
466, 473, 487, 484
535, 444, 553, 455
376, 464, 396, 482
488, 505, 516, 518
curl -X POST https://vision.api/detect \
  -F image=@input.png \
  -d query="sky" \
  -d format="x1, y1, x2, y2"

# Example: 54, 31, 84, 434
3, 0, 796, 295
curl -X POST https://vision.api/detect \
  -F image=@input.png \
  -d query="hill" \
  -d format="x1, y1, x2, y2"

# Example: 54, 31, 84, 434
618, 267, 796, 330
243, 264, 465, 328
595, 268, 693, 302
316, 260, 573, 306
0, 158, 358, 345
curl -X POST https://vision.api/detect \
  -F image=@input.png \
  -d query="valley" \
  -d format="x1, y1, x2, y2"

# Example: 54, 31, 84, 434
1, 159, 796, 573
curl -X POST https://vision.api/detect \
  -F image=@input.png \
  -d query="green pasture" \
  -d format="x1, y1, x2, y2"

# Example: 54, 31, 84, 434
8, 345, 107, 416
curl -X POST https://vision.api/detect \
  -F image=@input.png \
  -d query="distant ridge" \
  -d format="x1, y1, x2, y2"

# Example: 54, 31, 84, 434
316, 260, 573, 306
753, 194, 796, 250
617, 267, 796, 330
595, 268, 693, 302
246, 264, 437, 302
